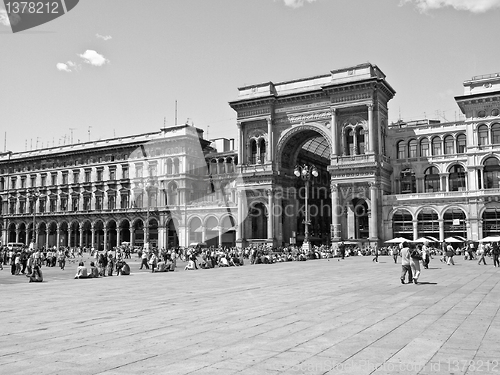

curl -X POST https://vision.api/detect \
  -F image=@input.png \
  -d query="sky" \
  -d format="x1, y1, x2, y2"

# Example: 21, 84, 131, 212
1, 0, 500, 153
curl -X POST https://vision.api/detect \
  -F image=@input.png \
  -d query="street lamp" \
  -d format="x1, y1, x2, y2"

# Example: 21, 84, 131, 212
294, 164, 318, 251
28, 188, 40, 250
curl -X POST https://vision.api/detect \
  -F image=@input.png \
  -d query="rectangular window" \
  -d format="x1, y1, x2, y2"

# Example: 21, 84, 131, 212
73, 171, 79, 184
83, 196, 90, 210
51, 174, 57, 186
50, 199, 57, 212
85, 170, 91, 183
420, 144, 429, 157
19, 201, 25, 214
21, 177, 26, 189
122, 166, 129, 179
136, 165, 143, 178
39, 200, 45, 213
109, 196, 115, 210
95, 196, 103, 210
72, 197, 79, 211
121, 194, 128, 208
60, 198, 67, 211
11, 177, 16, 189
9, 201, 15, 214
432, 143, 441, 156
62, 173, 68, 184
109, 169, 116, 181
96, 169, 103, 182
41, 175, 46, 187
31, 176, 36, 187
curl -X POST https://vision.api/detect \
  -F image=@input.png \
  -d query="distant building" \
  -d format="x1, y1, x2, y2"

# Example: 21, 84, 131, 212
2, 65, 500, 249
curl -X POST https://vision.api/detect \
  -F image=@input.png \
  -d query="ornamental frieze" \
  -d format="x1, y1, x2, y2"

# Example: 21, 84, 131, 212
239, 108, 271, 118
331, 92, 371, 104
275, 110, 332, 125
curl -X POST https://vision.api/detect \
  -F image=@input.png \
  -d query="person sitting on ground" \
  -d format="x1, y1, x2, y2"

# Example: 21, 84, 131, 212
184, 257, 198, 270
155, 260, 168, 272
27, 264, 43, 282
119, 261, 130, 275
88, 261, 99, 278
74, 261, 88, 279
218, 255, 229, 267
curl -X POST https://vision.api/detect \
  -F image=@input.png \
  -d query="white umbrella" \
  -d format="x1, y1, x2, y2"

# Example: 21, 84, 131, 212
385, 237, 409, 243
478, 236, 500, 242
444, 237, 464, 243
412, 237, 439, 243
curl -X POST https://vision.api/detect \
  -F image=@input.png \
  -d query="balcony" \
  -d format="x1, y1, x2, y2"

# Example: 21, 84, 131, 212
384, 188, 500, 204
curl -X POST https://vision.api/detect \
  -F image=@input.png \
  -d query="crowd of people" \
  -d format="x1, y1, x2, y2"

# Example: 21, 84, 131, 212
1, 238, 499, 284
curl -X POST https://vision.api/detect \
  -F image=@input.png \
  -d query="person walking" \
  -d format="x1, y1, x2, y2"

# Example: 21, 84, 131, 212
410, 244, 422, 284
392, 246, 399, 264
446, 243, 455, 266
372, 245, 379, 262
421, 242, 431, 269
492, 241, 500, 268
477, 245, 487, 265
400, 242, 413, 284
140, 249, 149, 270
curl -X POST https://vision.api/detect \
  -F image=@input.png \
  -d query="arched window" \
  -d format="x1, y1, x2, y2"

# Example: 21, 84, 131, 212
397, 141, 406, 160
483, 157, 500, 189
259, 139, 266, 163
424, 166, 440, 192
400, 168, 416, 194
356, 128, 365, 154
456, 134, 466, 153
482, 207, 500, 237
444, 208, 466, 238
431, 137, 442, 156
346, 129, 354, 155
210, 159, 218, 175
250, 139, 257, 164
173, 158, 180, 174
392, 209, 413, 239
408, 139, 417, 158
478, 125, 489, 146
444, 135, 454, 154
420, 138, 430, 157
449, 165, 466, 191
492, 124, 500, 144
219, 158, 226, 174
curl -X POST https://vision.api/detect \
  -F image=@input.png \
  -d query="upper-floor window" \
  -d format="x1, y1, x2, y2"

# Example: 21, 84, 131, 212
397, 141, 406, 160
478, 125, 489, 146
51, 173, 57, 186
420, 138, 430, 157
431, 137, 442, 156
122, 166, 129, 179
85, 170, 91, 183
449, 165, 466, 191
96, 169, 103, 182
408, 139, 417, 158
11, 177, 16, 189
400, 168, 416, 194
30, 176, 36, 187
346, 129, 355, 156
356, 128, 365, 155
484, 157, 500, 189
41, 175, 46, 187
62, 173, 68, 184
424, 166, 440, 192
109, 168, 116, 181
136, 165, 143, 178
444, 135, 454, 155
21, 177, 26, 189
492, 124, 500, 144
457, 134, 466, 153
73, 171, 79, 184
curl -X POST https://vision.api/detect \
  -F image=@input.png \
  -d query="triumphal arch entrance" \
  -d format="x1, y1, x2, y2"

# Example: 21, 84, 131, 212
230, 63, 395, 248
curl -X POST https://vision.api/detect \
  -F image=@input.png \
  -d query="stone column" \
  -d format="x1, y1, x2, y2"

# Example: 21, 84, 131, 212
413, 220, 418, 241
218, 226, 223, 247
236, 191, 243, 242
56, 223, 60, 250
331, 182, 341, 241
267, 189, 274, 244
267, 117, 273, 163
237, 122, 243, 165
331, 108, 337, 156
45, 230, 49, 250
103, 226, 108, 251
117, 227, 121, 247
15, 227, 20, 243
131, 228, 135, 248
79, 226, 84, 248
368, 104, 374, 153
91, 225, 96, 250
438, 219, 445, 242
369, 182, 379, 241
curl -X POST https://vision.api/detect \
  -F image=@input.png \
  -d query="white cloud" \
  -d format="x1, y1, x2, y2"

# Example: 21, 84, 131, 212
401, 0, 500, 13
283, 0, 317, 9
0, 9, 10, 26
96, 33, 112, 41
56, 63, 72, 72
78, 50, 110, 66
56, 60, 80, 72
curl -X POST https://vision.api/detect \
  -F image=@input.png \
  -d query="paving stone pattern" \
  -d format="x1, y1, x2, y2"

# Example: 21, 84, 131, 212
1, 256, 499, 375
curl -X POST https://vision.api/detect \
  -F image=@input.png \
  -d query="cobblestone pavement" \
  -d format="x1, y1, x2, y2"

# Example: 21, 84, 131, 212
1, 255, 499, 375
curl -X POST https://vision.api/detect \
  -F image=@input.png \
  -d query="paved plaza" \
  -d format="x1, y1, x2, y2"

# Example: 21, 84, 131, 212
1, 255, 500, 375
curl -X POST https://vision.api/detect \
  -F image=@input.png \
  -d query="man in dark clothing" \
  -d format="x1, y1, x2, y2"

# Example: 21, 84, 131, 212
338, 242, 346, 260
492, 242, 500, 268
